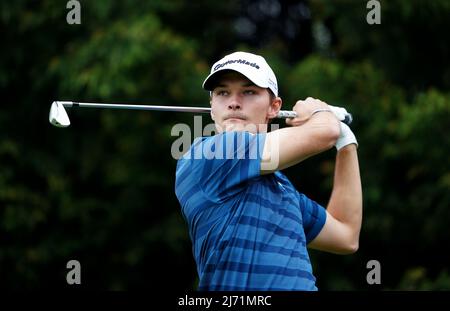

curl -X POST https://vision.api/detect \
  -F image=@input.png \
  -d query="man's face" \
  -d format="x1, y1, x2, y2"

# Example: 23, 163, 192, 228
210, 71, 281, 133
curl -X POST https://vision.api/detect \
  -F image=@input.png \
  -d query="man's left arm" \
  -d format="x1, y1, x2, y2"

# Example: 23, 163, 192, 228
308, 124, 363, 254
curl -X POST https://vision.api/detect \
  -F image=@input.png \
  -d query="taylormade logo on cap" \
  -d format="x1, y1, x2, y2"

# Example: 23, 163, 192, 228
202, 51, 279, 96
213, 59, 260, 71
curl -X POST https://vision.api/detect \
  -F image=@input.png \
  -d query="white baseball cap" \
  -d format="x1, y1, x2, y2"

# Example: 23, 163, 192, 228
202, 51, 279, 96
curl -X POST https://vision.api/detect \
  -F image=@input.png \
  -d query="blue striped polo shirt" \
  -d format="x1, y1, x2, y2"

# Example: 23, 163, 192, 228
175, 131, 326, 291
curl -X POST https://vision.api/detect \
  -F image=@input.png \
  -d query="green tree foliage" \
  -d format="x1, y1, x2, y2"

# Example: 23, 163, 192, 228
310, 0, 450, 91
1, 0, 449, 290
1, 0, 219, 290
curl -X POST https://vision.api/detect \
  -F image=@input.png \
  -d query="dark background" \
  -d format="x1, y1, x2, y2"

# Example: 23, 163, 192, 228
1, 0, 449, 290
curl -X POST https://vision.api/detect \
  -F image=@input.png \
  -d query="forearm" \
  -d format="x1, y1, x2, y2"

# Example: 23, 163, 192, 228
261, 112, 340, 173
327, 144, 362, 244
280, 112, 340, 164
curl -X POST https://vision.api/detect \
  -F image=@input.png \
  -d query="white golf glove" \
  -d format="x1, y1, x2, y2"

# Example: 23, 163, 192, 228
335, 122, 358, 151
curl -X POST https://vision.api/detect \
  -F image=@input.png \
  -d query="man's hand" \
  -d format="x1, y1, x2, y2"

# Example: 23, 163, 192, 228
335, 122, 358, 151
286, 97, 334, 127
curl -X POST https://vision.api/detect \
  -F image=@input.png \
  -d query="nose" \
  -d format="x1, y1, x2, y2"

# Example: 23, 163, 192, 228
228, 95, 241, 111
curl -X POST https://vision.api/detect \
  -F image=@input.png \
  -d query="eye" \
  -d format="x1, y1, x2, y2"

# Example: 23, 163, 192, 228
243, 89, 256, 95
214, 90, 229, 96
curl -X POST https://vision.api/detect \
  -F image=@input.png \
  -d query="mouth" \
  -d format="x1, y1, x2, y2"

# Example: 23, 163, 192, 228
226, 118, 245, 122
224, 113, 247, 122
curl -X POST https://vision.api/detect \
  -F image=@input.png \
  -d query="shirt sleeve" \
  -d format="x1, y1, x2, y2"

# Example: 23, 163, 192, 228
184, 131, 266, 202
298, 193, 327, 243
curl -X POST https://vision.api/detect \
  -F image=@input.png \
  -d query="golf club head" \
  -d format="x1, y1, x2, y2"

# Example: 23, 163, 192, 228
49, 101, 70, 127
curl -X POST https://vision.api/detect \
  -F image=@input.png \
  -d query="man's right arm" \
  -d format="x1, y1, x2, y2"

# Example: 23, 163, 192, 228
261, 97, 340, 174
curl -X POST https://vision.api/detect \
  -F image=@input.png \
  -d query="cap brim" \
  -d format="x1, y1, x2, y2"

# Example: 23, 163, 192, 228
202, 68, 269, 91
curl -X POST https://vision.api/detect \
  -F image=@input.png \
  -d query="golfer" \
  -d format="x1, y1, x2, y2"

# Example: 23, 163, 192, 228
175, 51, 362, 290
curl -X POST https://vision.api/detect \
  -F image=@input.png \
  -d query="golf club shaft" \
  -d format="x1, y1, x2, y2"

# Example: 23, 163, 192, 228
56, 101, 352, 124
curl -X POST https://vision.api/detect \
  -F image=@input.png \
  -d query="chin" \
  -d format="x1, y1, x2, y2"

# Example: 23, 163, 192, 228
225, 124, 246, 132
222, 120, 260, 133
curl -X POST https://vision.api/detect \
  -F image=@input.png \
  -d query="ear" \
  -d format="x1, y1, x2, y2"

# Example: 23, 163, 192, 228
267, 97, 282, 120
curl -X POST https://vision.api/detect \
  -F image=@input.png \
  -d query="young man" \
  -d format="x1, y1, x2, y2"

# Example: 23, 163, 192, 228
175, 51, 362, 290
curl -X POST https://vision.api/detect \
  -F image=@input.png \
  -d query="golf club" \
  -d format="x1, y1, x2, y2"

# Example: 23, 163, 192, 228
49, 101, 353, 128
